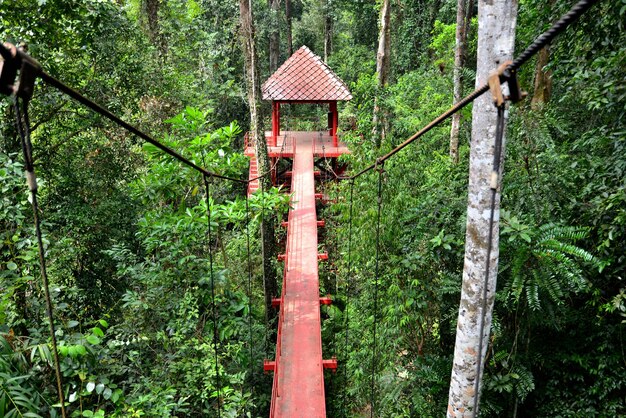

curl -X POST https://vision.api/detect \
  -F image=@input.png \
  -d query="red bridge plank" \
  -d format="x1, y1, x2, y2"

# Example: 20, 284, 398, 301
270, 135, 326, 417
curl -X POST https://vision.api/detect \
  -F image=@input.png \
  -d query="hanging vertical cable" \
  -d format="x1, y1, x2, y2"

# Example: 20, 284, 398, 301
260, 177, 270, 357
244, 192, 255, 412
333, 180, 340, 352
14, 97, 67, 418
342, 179, 355, 418
472, 103, 506, 416
370, 163, 384, 418
202, 174, 222, 418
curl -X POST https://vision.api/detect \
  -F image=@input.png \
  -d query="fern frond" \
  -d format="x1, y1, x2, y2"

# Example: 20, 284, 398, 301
512, 365, 535, 401
537, 224, 589, 243
526, 281, 541, 311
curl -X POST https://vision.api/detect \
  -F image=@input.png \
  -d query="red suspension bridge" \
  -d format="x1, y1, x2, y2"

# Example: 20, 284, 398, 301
0, 1, 601, 416
250, 46, 351, 416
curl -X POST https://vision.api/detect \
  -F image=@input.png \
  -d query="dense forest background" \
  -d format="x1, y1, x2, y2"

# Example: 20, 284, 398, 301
0, 0, 624, 417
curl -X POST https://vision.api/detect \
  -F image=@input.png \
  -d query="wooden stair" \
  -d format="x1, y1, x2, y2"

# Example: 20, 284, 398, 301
248, 154, 259, 197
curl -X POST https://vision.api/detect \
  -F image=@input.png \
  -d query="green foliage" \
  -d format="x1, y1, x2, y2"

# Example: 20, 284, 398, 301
1, 0, 625, 416
0, 336, 45, 418
430, 20, 456, 73
501, 218, 599, 312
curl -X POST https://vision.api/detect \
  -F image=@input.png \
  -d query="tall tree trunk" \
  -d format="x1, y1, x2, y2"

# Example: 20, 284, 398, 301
268, 0, 281, 73
449, 0, 473, 163
145, 0, 167, 56
323, 0, 332, 62
239, 0, 278, 324
285, 0, 293, 56
428, 0, 444, 35
530, 0, 555, 110
530, 45, 552, 109
447, 1, 518, 417
372, 0, 391, 148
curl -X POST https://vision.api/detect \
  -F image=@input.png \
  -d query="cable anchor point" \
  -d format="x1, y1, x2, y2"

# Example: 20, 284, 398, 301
374, 158, 385, 173
488, 60, 527, 107
0, 42, 41, 100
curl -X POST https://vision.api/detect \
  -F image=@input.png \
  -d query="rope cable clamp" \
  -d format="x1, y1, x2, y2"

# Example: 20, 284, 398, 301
487, 61, 526, 190
0, 42, 41, 101
0, 42, 19, 96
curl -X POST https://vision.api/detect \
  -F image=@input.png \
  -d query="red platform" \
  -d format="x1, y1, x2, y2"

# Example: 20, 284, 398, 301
244, 131, 350, 159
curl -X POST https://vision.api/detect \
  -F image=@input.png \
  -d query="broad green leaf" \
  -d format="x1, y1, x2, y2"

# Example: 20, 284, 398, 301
103, 387, 112, 400
95, 383, 105, 395
91, 327, 104, 337
86, 335, 100, 345
86, 381, 96, 393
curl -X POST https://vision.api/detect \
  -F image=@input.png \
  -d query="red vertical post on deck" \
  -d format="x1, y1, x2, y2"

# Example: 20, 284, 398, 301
329, 101, 338, 147
272, 101, 280, 147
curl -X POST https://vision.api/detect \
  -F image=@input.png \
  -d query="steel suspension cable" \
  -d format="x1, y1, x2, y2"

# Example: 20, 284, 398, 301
472, 104, 506, 416
38, 72, 246, 184
348, 0, 600, 180
0, 43, 245, 184
342, 179, 355, 418
244, 192, 255, 411
202, 174, 222, 417
333, 180, 340, 354
14, 97, 67, 418
370, 165, 384, 418
260, 179, 270, 357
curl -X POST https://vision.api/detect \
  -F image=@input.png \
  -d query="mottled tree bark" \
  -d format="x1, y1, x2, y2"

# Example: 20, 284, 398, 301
239, 0, 278, 324
530, 46, 552, 109
449, 0, 473, 163
530, 0, 555, 110
285, 0, 293, 56
428, 0, 444, 35
268, 0, 281, 73
144, 0, 167, 56
323, 0, 332, 62
447, 1, 518, 417
372, 0, 391, 148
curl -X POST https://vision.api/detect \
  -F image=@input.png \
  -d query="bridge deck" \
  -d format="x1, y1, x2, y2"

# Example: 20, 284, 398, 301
244, 131, 350, 158
270, 135, 326, 417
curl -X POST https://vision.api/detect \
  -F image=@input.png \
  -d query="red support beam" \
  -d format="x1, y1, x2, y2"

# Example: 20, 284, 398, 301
319, 296, 332, 305
281, 219, 325, 227
272, 296, 332, 308
264, 360, 276, 372
322, 358, 338, 371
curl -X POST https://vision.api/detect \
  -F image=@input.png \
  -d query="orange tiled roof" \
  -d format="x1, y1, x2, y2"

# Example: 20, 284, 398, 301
262, 46, 352, 101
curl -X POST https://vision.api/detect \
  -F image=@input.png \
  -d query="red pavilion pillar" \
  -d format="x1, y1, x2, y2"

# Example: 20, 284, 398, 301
271, 101, 280, 147
329, 101, 338, 147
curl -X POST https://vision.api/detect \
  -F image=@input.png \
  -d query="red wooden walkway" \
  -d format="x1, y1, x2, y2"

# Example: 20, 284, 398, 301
269, 134, 329, 417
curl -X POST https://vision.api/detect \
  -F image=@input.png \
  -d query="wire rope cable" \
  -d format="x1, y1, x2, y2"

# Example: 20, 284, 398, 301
342, 179, 355, 418
14, 97, 67, 418
370, 164, 384, 418
260, 178, 270, 358
245, 192, 255, 412
346, 0, 600, 180
202, 174, 222, 417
